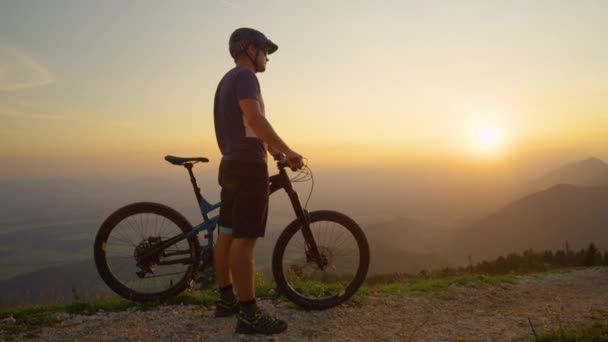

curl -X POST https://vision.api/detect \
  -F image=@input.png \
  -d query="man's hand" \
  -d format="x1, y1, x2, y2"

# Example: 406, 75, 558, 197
286, 150, 304, 171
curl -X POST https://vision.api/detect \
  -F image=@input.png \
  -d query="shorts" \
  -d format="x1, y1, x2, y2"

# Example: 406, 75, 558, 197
218, 159, 269, 238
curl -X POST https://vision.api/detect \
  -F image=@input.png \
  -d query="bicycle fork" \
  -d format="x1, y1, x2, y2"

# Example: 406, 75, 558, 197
283, 183, 326, 271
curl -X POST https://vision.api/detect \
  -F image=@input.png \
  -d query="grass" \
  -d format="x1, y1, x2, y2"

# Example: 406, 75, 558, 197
0, 274, 280, 337
0, 297, 139, 336
0, 288, 218, 337
526, 266, 587, 278
0, 271, 516, 336
527, 315, 608, 341
360, 273, 518, 299
0, 267, 600, 338
524, 295, 608, 341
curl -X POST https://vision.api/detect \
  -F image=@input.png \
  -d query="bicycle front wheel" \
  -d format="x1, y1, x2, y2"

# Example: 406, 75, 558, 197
272, 210, 369, 309
94, 202, 200, 302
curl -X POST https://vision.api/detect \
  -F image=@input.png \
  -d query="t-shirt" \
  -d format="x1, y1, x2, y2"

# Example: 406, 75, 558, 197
214, 66, 267, 163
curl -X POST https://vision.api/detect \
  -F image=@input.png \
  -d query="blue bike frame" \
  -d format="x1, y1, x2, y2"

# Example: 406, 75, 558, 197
183, 163, 221, 254
149, 160, 324, 270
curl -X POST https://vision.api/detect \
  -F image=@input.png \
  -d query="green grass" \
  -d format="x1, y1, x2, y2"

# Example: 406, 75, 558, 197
0, 288, 218, 337
0, 267, 598, 338
0, 297, 136, 336
526, 266, 587, 278
0, 275, 281, 337
361, 273, 518, 298
526, 266, 608, 280
525, 300, 608, 341
528, 320, 608, 341
0, 272, 515, 336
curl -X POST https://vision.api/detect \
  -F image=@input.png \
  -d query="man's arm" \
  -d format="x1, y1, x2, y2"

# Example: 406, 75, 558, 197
240, 98, 303, 168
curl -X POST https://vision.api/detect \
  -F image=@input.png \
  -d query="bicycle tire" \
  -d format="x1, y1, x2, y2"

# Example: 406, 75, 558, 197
272, 210, 370, 309
94, 202, 200, 302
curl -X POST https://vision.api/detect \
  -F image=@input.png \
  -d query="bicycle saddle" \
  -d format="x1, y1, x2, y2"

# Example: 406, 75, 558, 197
164, 155, 209, 165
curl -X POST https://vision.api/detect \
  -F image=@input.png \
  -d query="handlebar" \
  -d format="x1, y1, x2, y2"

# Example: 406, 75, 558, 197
273, 153, 290, 169
273, 153, 304, 171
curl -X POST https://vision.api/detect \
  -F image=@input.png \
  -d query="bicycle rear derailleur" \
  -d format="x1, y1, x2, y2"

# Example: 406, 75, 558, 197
134, 236, 162, 278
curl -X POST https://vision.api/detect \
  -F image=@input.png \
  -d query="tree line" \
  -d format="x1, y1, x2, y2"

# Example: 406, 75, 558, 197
421, 243, 607, 277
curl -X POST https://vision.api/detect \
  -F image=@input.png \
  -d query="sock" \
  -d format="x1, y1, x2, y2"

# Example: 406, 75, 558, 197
219, 284, 236, 303
239, 299, 257, 317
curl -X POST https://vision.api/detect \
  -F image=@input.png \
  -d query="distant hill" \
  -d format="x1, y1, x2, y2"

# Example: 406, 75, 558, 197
363, 217, 450, 274
533, 157, 608, 190
363, 217, 446, 253
0, 259, 110, 306
445, 184, 608, 265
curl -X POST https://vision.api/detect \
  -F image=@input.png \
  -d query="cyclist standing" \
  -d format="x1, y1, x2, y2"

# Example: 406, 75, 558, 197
212, 27, 304, 335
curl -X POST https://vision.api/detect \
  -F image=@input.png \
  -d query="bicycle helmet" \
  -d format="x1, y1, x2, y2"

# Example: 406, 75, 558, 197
229, 28, 278, 72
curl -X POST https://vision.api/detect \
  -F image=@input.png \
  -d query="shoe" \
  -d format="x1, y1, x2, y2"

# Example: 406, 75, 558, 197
214, 299, 239, 317
235, 309, 288, 335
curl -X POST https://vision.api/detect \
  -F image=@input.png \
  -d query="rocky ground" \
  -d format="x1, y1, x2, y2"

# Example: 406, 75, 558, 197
2, 268, 607, 341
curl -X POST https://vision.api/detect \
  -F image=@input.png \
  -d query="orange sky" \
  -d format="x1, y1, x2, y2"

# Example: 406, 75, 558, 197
1, 1, 607, 179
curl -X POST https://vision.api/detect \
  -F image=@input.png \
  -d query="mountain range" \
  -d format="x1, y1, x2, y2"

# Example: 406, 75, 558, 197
533, 157, 608, 190
445, 183, 608, 265
440, 157, 608, 264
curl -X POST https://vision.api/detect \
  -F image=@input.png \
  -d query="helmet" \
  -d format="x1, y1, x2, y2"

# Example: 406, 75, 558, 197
229, 28, 278, 58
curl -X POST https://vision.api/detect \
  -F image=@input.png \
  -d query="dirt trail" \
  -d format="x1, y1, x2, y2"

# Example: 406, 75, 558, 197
4, 268, 608, 341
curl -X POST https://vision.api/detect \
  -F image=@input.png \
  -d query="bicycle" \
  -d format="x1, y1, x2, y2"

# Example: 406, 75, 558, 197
93, 154, 370, 309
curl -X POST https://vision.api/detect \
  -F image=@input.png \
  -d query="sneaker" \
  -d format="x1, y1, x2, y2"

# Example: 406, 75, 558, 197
235, 309, 288, 335
214, 299, 239, 317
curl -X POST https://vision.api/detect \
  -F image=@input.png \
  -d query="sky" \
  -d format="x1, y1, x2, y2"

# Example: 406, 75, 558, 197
1, 0, 607, 179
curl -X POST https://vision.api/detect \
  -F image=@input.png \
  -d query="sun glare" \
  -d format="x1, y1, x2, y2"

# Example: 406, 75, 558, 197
471, 123, 503, 156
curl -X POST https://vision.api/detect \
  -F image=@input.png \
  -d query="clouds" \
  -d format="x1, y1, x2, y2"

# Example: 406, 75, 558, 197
0, 46, 53, 91
0, 100, 140, 128
0, 100, 68, 121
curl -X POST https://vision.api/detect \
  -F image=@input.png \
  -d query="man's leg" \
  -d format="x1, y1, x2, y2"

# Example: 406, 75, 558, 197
214, 231, 234, 287
213, 229, 239, 317
232, 235, 287, 334
230, 237, 257, 301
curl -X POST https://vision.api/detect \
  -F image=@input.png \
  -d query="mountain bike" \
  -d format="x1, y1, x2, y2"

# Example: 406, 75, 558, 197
93, 154, 369, 309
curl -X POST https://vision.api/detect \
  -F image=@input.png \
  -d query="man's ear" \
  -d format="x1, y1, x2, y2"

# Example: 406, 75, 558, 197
245, 45, 257, 58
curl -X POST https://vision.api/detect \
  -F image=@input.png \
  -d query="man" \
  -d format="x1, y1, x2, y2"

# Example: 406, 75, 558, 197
212, 27, 304, 335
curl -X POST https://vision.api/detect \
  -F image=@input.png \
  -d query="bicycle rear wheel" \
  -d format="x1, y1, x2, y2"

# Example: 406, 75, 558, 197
94, 202, 200, 302
272, 210, 369, 309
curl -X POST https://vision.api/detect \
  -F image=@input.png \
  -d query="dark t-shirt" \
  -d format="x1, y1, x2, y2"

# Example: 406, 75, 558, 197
214, 66, 267, 163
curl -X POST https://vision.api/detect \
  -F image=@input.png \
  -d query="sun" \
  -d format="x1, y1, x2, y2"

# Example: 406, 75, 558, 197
475, 125, 500, 147
470, 123, 503, 156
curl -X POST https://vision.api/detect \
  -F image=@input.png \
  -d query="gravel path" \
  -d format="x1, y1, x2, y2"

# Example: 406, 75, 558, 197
3, 268, 608, 341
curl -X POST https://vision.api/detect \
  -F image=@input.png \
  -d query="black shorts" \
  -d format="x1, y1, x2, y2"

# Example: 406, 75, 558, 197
218, 160, 269, 238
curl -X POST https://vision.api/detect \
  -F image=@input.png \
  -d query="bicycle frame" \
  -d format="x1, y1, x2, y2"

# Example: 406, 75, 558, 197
140, 161, 325, 270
